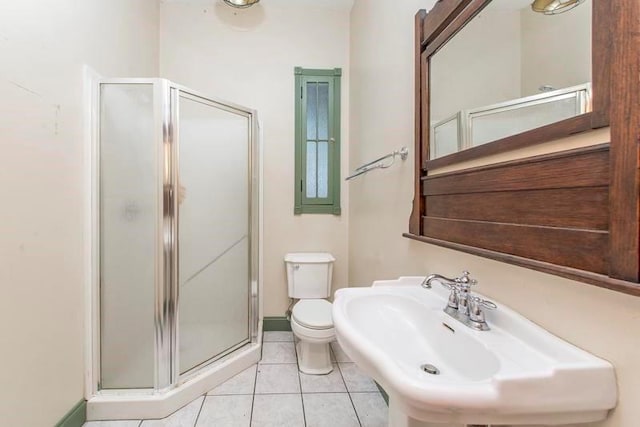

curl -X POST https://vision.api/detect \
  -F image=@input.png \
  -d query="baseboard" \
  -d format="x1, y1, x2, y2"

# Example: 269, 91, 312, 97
55, 399, 86, 427
375, 382, 389, 406
263, 316, 291, 331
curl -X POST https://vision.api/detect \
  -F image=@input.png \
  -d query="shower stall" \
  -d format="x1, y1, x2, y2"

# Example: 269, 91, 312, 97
87, 79, 261, 420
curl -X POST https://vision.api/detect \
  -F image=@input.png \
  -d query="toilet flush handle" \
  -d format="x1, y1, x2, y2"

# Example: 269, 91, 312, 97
294, 264, 300, 270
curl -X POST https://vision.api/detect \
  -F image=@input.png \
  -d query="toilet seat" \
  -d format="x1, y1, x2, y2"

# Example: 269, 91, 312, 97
290, 299, 335, 374
292, 299, 333, 330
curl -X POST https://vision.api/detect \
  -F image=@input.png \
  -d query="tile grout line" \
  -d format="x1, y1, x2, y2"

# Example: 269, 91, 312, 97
333, 345, 363, 427
250, 349, 260, 426
346, 390, 363, 427
213, 390, 371, 396
259, 341, 298, 365
137, 388, 206, 427
293, 338, 308, 427
191, 394, 207, 427
256, 391, 353, 395
257, 362, 298, 365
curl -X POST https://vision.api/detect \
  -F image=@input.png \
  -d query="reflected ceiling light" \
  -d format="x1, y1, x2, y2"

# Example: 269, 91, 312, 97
531, 0, 585, 15
223, 0, 260, 8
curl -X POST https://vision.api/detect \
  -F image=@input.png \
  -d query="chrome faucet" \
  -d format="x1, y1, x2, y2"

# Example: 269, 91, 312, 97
420, 273, 457, 289
423, 271, 497, 331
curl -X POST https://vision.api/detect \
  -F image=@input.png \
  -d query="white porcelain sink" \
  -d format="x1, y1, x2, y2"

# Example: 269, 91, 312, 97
332, 277, 617, 426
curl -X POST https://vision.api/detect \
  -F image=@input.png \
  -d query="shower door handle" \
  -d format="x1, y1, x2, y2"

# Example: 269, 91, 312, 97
163, 185, 174, 211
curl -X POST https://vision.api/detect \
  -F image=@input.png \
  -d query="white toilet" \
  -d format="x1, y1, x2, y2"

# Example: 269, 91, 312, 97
284, 252, 336, 375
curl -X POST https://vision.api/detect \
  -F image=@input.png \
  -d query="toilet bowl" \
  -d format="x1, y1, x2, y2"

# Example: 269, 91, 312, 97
284, 252, 336, 375
290, 299, 335, 374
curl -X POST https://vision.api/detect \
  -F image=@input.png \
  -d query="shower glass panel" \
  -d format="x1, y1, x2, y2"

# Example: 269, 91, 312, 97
99, 83, 157, 389
96, 79, 258, 394
469, 94, 584, 147
178, 94, 250, 374
431, 113, 462, 159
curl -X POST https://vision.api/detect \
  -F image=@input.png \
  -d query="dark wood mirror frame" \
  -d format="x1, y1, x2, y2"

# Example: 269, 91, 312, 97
405, 0, 640, 297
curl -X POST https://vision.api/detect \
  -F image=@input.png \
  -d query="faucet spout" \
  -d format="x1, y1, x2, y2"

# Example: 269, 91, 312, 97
421, 273, 456, 289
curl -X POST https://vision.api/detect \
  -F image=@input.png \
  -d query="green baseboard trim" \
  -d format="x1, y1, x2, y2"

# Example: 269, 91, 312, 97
263, 316, 291, 331
375, 382, 389, 406
55, 399, 86, 427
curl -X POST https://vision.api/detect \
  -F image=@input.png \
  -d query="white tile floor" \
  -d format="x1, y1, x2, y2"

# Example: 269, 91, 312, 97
84, 332, 388, 427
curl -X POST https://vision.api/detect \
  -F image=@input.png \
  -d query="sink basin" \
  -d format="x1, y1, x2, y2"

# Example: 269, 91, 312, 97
332, 277, 617, 426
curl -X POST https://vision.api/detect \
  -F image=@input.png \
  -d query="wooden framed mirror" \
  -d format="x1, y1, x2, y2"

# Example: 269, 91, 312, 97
406, 0, 640, 297
423, 0, 609, 169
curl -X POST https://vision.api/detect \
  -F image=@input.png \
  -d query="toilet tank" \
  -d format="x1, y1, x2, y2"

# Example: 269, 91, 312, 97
284, 253, 335, 299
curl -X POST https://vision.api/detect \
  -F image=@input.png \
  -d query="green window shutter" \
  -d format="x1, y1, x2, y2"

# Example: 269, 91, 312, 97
294, 67, 342, 215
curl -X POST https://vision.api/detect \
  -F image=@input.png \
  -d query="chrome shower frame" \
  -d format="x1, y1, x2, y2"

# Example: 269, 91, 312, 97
87, 78, 261, 409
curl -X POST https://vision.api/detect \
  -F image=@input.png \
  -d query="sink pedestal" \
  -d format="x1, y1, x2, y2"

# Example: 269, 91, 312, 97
389, 398, 468, 427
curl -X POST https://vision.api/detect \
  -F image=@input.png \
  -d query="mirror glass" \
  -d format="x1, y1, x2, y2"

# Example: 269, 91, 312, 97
429, 0, 592, 159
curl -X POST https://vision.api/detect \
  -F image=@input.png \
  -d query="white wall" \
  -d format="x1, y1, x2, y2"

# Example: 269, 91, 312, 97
430, 8, 522, 122
349, 1, 640, 427
520, 0, 592, 96
159, 0, 351, 316
0, 0, 159, 425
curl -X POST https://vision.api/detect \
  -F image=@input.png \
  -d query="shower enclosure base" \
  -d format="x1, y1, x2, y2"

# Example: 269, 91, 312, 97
87, 338, 261, 421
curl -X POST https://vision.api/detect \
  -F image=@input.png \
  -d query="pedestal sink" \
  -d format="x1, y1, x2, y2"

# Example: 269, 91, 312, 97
332, 277, 617, 427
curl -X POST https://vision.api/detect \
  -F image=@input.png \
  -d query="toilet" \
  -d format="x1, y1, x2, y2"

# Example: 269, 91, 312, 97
284, 252, 336, 375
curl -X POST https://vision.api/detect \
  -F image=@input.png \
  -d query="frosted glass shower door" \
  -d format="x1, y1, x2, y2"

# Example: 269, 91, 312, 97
100, 83, 157, 389
177, 93, 251, 374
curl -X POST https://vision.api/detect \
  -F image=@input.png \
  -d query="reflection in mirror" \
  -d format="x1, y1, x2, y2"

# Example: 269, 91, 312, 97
429, 0, 591, 159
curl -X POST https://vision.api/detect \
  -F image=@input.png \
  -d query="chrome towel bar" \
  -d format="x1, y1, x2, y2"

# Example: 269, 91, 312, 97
345, 146, 409, 181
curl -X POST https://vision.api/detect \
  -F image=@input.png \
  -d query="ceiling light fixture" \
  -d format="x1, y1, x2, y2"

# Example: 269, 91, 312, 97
531, 0, 585, 15
223, 0, 260, 8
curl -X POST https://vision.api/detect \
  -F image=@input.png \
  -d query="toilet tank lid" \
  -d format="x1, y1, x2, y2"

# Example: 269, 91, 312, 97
284, 252, 335, 263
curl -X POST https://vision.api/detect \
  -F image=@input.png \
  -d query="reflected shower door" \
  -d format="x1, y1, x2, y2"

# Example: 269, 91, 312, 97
177, 93, 251, 374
